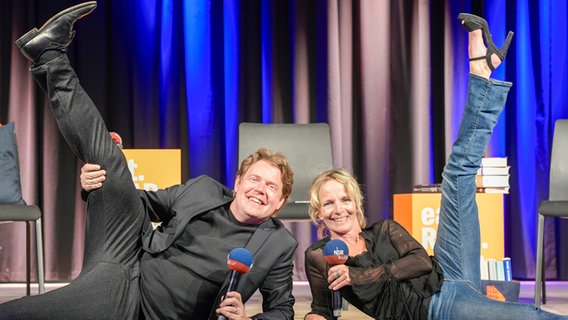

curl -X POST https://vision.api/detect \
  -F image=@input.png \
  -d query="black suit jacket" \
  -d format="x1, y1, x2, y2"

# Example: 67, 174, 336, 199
139, 175, 298, 319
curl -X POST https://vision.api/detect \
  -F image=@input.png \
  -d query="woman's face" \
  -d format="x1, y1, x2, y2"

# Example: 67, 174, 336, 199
316, 179, 361, 237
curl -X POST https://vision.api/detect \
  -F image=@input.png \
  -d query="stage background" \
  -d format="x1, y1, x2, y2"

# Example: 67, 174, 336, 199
1, 0, 567, 282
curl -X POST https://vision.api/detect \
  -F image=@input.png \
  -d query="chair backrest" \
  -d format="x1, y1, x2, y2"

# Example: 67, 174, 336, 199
238, 123, 333, 220
0, 122, 25, 205
549, 119, 568, 201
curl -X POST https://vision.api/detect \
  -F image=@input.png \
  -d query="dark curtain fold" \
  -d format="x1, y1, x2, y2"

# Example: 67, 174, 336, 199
1, 0, 567, 283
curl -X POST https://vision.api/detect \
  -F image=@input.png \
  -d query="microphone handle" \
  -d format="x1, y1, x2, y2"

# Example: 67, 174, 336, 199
217, 271, 240, 320
226, 270, 239, 293
332, 289, 342, 317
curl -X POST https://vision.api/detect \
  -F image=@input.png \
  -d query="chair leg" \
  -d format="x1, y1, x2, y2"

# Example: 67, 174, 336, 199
534, 213, 545, 307
541, 252, 546, 305
26, 221, 31, 296
35, 218, 45, 294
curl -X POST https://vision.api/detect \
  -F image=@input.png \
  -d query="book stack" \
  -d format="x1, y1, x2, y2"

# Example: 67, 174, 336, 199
413, 157, 510, 193
480, 256, 520, 302
480, 256, 513, 281
413, 183, 442, 193
476, 157, 510, 194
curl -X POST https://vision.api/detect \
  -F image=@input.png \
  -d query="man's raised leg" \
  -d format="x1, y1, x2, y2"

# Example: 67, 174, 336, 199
0, 2, 146, 319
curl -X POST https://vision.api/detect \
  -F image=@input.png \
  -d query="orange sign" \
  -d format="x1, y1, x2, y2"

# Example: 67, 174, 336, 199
393, 193, 504, 260
121, 149, 181, 191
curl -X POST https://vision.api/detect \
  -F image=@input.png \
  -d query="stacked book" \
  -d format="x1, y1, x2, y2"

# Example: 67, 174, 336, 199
480, 257, 520, 302
480, 256, 513, 281
413, 157, 510, 193
413, 183, 442, 193
476, 157, 510, 194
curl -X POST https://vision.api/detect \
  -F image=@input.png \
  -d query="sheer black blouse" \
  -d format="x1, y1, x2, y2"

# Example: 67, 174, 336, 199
304, 220, 443, 320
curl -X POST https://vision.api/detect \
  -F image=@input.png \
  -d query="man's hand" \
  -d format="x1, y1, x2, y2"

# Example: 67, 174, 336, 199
81, 163, 106, 191
216, 291, 251, 320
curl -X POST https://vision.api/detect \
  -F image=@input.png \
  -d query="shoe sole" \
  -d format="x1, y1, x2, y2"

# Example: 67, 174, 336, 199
15, 1, 97, 48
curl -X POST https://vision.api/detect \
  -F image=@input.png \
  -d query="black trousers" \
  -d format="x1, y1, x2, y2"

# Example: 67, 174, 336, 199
0, 54, 146, 320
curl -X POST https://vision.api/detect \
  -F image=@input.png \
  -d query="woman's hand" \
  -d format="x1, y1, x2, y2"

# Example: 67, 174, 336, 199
80, 163, 106, 191
328, 265, 352, 291
216, 291, 251, 320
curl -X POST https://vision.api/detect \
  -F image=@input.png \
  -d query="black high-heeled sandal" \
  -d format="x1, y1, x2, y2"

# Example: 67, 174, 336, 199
457, 13, 514, 71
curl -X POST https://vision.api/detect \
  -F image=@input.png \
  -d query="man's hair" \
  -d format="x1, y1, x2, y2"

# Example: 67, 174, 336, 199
236, 147, 294, 203
308, 168, 366, 238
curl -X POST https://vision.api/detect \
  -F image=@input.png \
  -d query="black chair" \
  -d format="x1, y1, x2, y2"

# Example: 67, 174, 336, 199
0, 205, 45, 295
0, 122, 45, 295
238, 123, 333, 220
534, 119, 568, 307
238, 123, 353, 308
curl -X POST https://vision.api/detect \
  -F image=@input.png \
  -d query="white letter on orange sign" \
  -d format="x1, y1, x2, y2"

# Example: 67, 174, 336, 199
422, 227, 436, 250
421, 207, 435, 225
143, 183, 158, 191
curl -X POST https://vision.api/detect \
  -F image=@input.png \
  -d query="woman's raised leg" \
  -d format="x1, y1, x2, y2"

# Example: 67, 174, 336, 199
434, 14, 513, 287
430, 13, 568, 320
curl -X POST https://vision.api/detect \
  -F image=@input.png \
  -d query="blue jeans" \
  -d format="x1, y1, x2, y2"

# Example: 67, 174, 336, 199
428, 74, 566, 319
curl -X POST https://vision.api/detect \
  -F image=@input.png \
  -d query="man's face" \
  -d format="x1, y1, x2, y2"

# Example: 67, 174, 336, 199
230, 159, 286, 225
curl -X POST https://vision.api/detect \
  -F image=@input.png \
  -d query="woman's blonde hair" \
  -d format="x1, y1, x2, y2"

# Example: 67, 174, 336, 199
308, 168, 366, 238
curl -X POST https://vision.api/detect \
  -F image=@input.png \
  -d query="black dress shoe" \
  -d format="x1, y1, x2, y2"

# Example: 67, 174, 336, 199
16, 1, 97, 63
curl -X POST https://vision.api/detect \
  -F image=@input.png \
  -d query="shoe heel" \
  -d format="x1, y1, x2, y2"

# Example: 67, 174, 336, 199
497, 31, 514, 60
15, 28, 39, 48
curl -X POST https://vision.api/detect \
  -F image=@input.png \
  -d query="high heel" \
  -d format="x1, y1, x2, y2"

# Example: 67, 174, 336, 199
457, 13, 514, 71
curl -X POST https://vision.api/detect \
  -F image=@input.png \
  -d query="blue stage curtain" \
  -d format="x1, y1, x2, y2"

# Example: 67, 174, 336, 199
506, 0, 568, 280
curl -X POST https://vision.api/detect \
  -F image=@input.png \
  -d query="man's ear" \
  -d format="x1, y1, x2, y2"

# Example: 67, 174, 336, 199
271, 196, 287, 217
233, 176, 241, 192
276, 195, 287, 211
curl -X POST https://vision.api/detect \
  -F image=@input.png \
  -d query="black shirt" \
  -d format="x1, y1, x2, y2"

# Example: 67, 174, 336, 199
304, 220, 443, 320
140, 204, 257, 319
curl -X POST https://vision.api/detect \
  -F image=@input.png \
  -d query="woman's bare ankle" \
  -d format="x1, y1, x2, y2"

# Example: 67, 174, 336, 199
467, 27, 499, 78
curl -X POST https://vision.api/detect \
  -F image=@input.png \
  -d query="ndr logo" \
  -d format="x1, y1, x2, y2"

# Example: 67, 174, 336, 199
334, 249, 345, 256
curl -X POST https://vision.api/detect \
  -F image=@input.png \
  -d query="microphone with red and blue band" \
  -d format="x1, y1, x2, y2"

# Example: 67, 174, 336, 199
217, 248, 254, 320
323, 239, 349, 318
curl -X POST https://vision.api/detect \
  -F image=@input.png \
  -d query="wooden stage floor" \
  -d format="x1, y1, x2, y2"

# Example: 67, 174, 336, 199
1, 281, 567, 318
